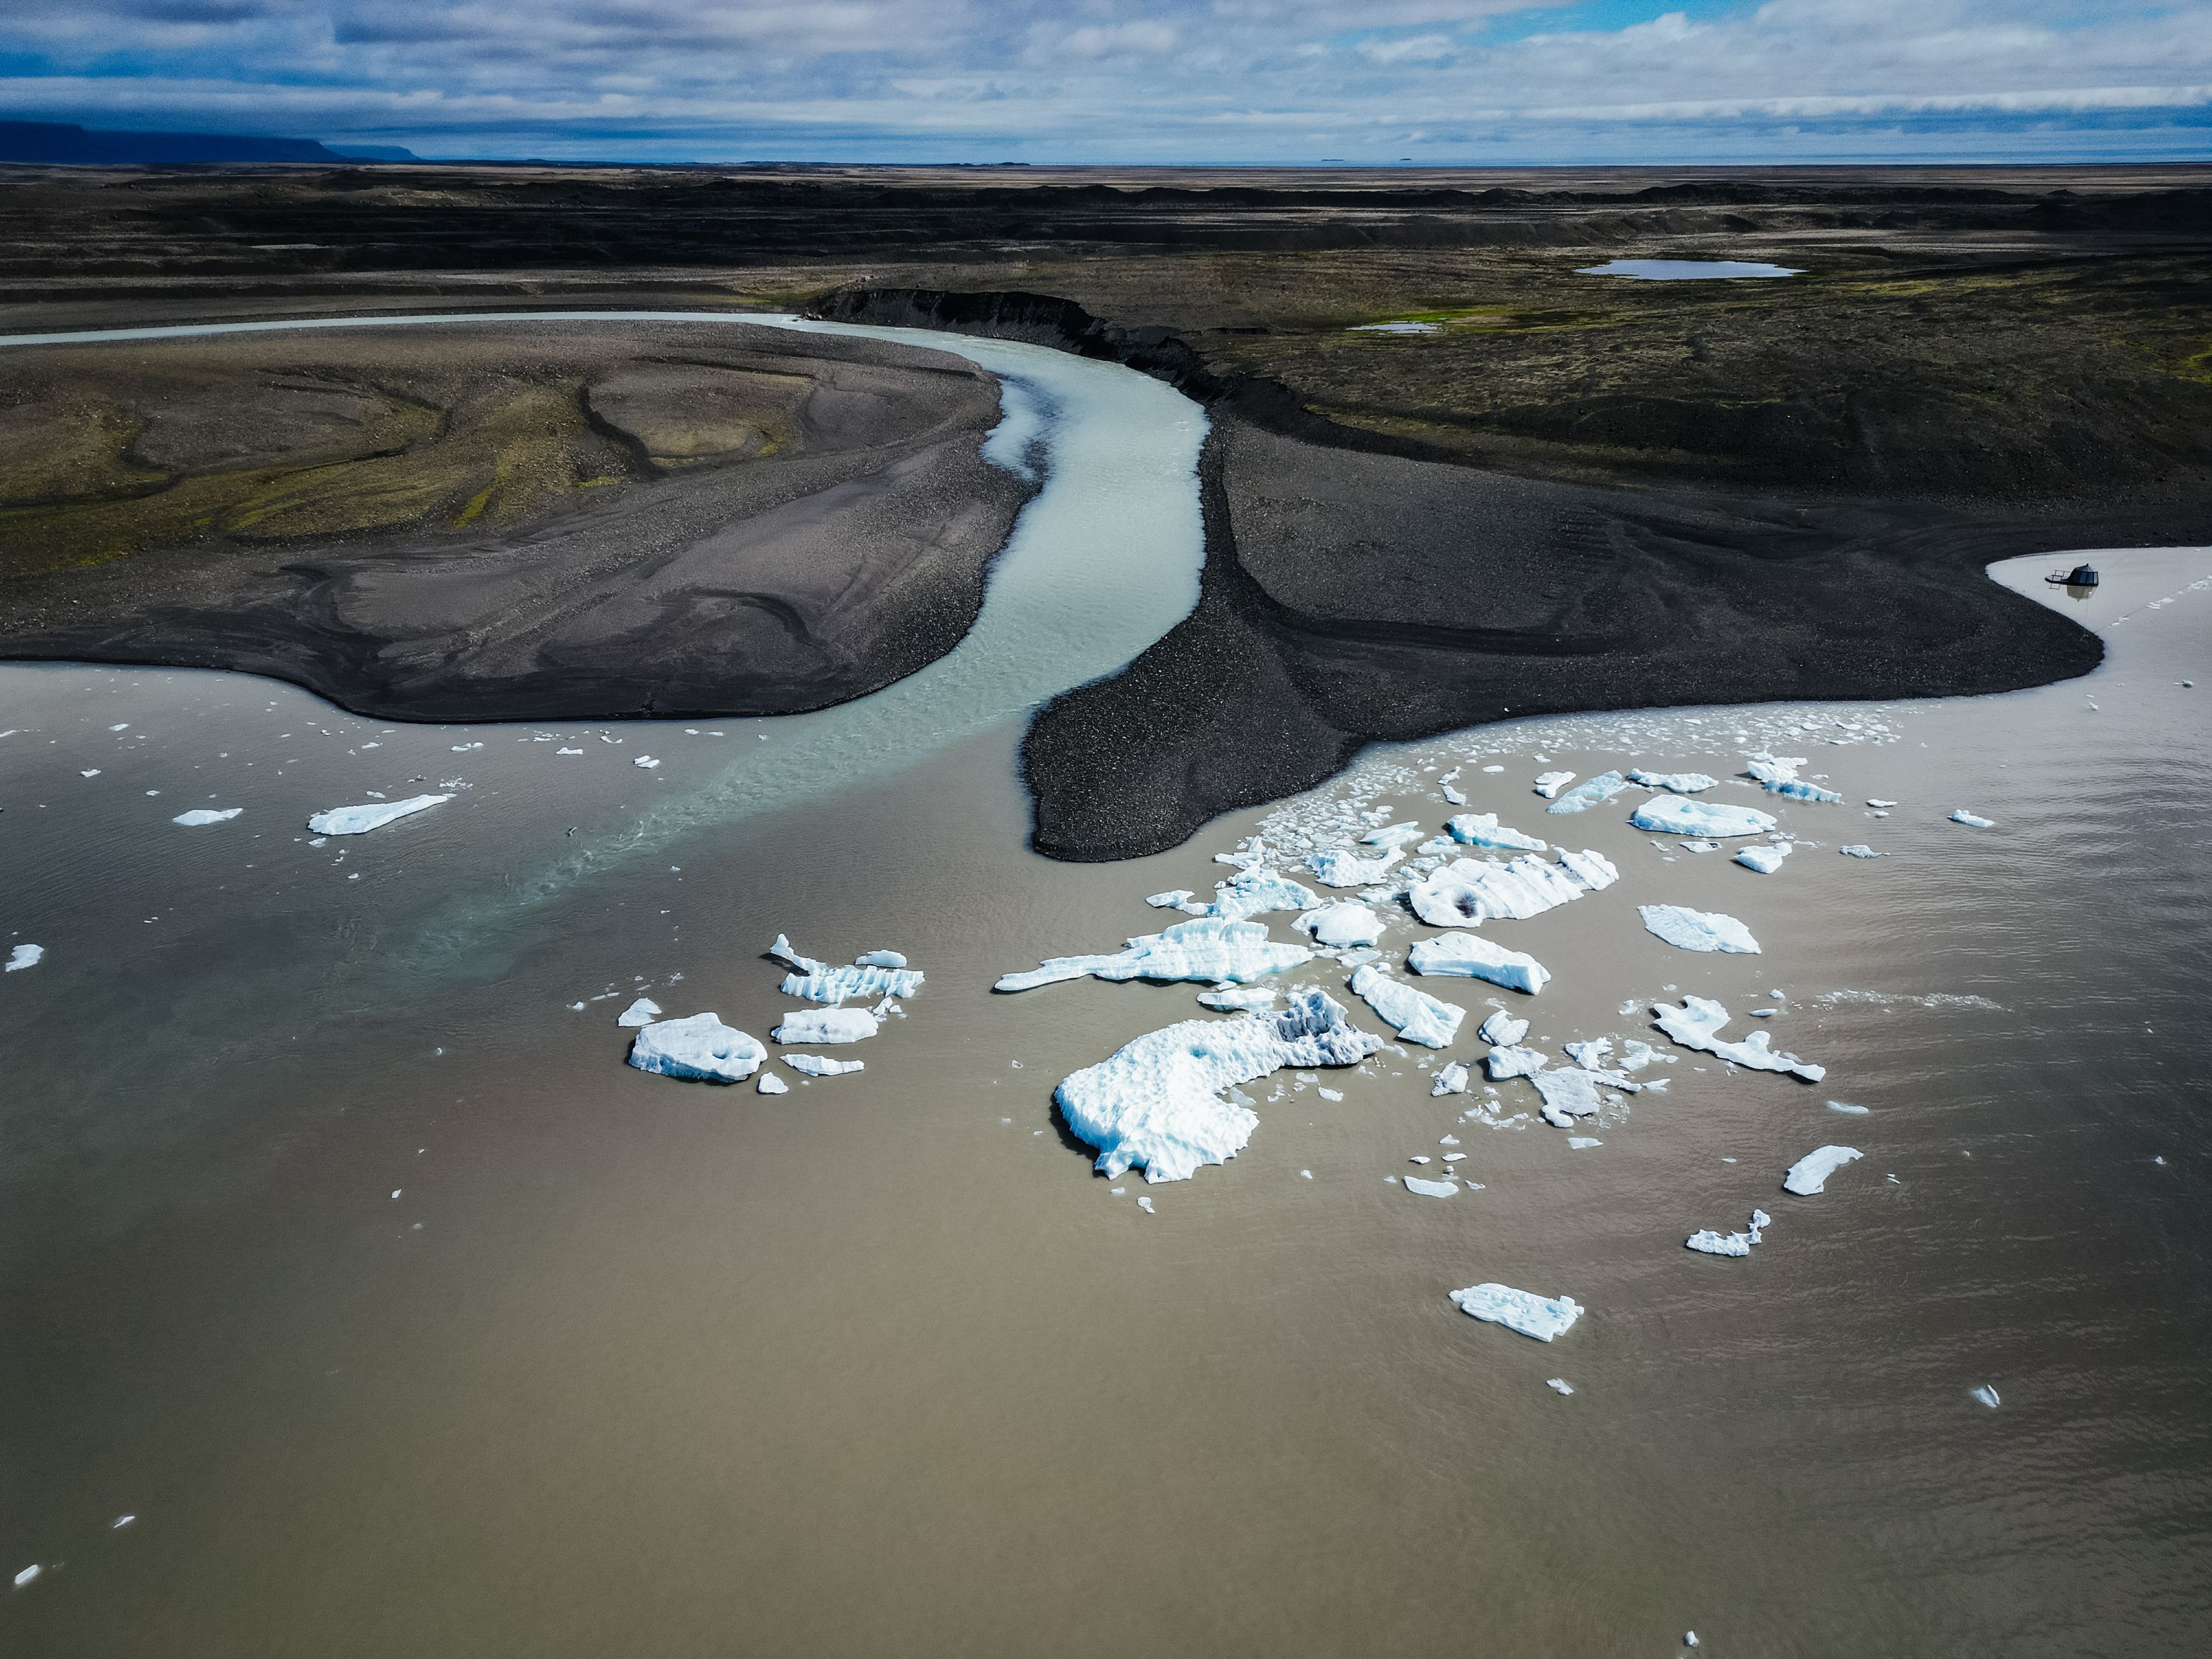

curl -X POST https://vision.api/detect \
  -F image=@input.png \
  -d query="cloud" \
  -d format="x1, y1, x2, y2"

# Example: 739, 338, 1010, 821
1356, 34, 1460, 65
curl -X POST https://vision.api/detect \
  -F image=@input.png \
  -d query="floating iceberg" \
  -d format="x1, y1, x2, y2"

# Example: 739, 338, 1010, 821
1652, 997, 1824, 1081
305, 793, 453, 836
1349, 964, 1465, 1049
757, 1073, 789, 1095
1629, 798, 1777, 838
1532, 771, 1576, 800
1627, 769, 1718, 794
1209, 868, 1321, 921
1145, 889, 1196, 909
786, 1054, 864, 1078
616, 997, 662, 1027
773, 1008, 879, 1045
855, 949, 908, 969
1477, 1010, 1530, 1047
1970, 1384, 2001, 1409
1198, 986, 1277, 1012
995, 917, 1311, 993
172, 807, 242, 827
1867, 798, 1899, 809
1407, 932, 1550, 995
1408, 849, 1615, 928
1309, 843, 1405, 888
1563, 1038, 1612, 1070
633, 756, 660, 769
1745, 753, 1806, 785
1404, 1176, 1459, 1198
1639, 905, 1761, 954
1733, 842, 1793, 874
1296, 901, 1384, 948
1950, 809, 1996, 828
1686, 1208, 1771, 1257
1531, 1066, 1638, 1127
1764, 778, 1843, 804
1431, 1061, 1471, 1096
1838, 844, 1883, 859
1362, 821, 1426, 849
1446, 813, 1547, 853
767, 934, 925, 1003
1545, 771, 1626, 814
1783, 1145, 1862, 1194
5, 944, 43, 973
1546, 1378, 1575, 1395
1449, 1282, 1584, 1341
1053, 988, 1382, 1183
1485, 1043, 1549, 1080
627, 1013, 765, 1084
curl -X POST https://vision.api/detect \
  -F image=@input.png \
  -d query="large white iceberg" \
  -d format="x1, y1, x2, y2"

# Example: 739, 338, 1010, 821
995, 917, 1311, 993
1446, 813, 1547, 853
1054, 988, 1382, 1183
1348, 964, 1465, 1048
1295, 901, 1384, 948
1408, 932, 1550, 995
628, 1013, 766, 1083
1629, 798, 1777, 838
1448, 1282, 1584, 1341
1627, 769, 1718, 794
1545, 771, 1627, 814
306, 793, 452, 836
1783, 1145, 1863, 1194
1209, 868, 1321, 921
1408, 848, 1616, 928
1639, 904, 1762, 954
1308, 843, 1405, 887
1734, 842, 1793, 874
786, 1054, 864, 1078
1651, 997, 1825, 1082
769, 934, 924, 1003
773, 1007, 879, 1045
172, 807, 242, 827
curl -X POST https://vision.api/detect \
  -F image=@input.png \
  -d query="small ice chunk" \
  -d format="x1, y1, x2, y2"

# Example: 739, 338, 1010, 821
1627, 769, 1719, 794
5, 944, 44, 973
1734, 841, 1793, 874
773, 1007, 879, 1045
616, 996, 662, 1027
1409, 849, 1612, 928
1407, 932, 1550, 995
1362, 820, 1425, 848
1485, 1043, 1550, 1081
995, 917, 1310, 993
1680, 839, 1721, 853
1430, 1061, 1471, 1096
854, 949, 908, 969
627, 1013, 765, 1083
172, 807, 242, 827
1476, 1010, 1529, 1047
1349, 964, 1465, 1048
1532, 771, 1577, 800
1545, 771, 1627, 813
757, 1073, 789, 1095
557, 747, 584, 754
1318, 1086, 1344, 1102
1448, 1282, 1584, 1341
1686, 1230, 1752, 1257
1295, 901, 1384, 948
1207, 868, 1321, 920
1950, 809, 1996, 828
306, 793, 453, 835
1199, 986, 1279, 1012
1530, 1066, 1637, 1126
633, 756, 660, 769
80, 768, 100, 777
1868, 798, 1899, 808
1563, 1038, 1612, 1071
1136, 1196, 1155, 1214
1404, 1176, 1458, 1198
1145, 889, 1196, 909
1446, 813, 1547, 853
1826, 1100, 1870, 1115
1566, 1136, 1602, 1150
14, 1564, 39, 1587
1763, 777, 1843, 803
1440, 782, 1467, 805
1630, 798, 1777, 838
1546, 1378, 1575, 1395
1783, 1144, 1863, 1194
1970, 1384, 2001, 1409
1839, 844, 1883, 859
1308, 842, 1405, 887
1640, 905, 1761, 955
1745, 752, 1806, 784
1652, 997, 1824, 1081
785, 1054, 865, 1077
1053, 988, 1382, 1183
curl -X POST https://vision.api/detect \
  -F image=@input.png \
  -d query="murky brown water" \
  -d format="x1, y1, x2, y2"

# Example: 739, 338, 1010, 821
4, 550, 2209, 1657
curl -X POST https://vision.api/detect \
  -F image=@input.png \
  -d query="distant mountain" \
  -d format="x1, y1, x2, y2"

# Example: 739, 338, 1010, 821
329, 145, 421, 161
0, 120, 381, 165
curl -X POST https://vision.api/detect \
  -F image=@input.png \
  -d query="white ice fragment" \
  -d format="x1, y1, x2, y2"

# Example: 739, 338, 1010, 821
1404, 1176, 1458, 1198
1546, 1378, 1575, 1395
616, 997, 662, 1027
633, 756, 660, 769
1640, 905, 1761, 955
785, 1054, 864, 1077
1362, 820, 1425, 848
1145, 889, 1196, 909
1970, 1384, 2001, 1409
1686, 1230, 1752, 1257
1545, 771, 1626, 813
109, 721, 129, 732
1783, 1144, 1863, 1194
6, 944, 45, 973
782, 962, 924, 1003
80, 769, 100, 778
1680, 839, 1721, 853
1734, 841, 1793, 874
172, 807, 242, 826
1053, 988, 1382, 1184
1485, 1043, 1549, 1080
1445, 813, 1547, 853
757, 1073, 789, 1095
1349, 964, 1465, 1048
1630, 798, 1778, 838
1408, 849, 1611, 928
773, 1007, 879, 1045
1868, 798, 1899, 808
1440, 782, 1467, 805
1449, 1282, 1584, 1341
1567, 1136, 1602, 1150
1950, 809, 1996, 828
1207, 868, 1321, 920
1764, 777, 1844, 803
1200, 985, 1279, 1012
1652, 997, 1824, 1082
1295, 901, 1384, 948
1745, 752, 1806, 784
854, 949, 908, 969
557, 747, 583, 755
1826, 1100, 1870, 1115
1318, 1086, 1344, 1102
1564, 1038, 1612, 1071
306, 794, 452, 836
1407, 932, 1550, 995
1532, 771, 1576, 800
1477, 1010, 1529, 1047
1627, 769, 1719, 793
1136, 1196, 1155, 1214
995, 917, 1310, 993
14, 1564, 39, 1587
1839, 844, 1883, 859
627, 1013, 766, 1083
1530, 1066, 1637, 1126
1308, 842, 1405, 887
1431, 1061, 1471, 1096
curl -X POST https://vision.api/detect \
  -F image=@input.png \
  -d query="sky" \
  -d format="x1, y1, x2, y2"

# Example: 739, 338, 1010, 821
1, 0, 2206, 164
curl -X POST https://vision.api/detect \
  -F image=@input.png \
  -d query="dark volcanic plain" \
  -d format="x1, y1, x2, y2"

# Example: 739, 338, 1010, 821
2, 163, 2207, 854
